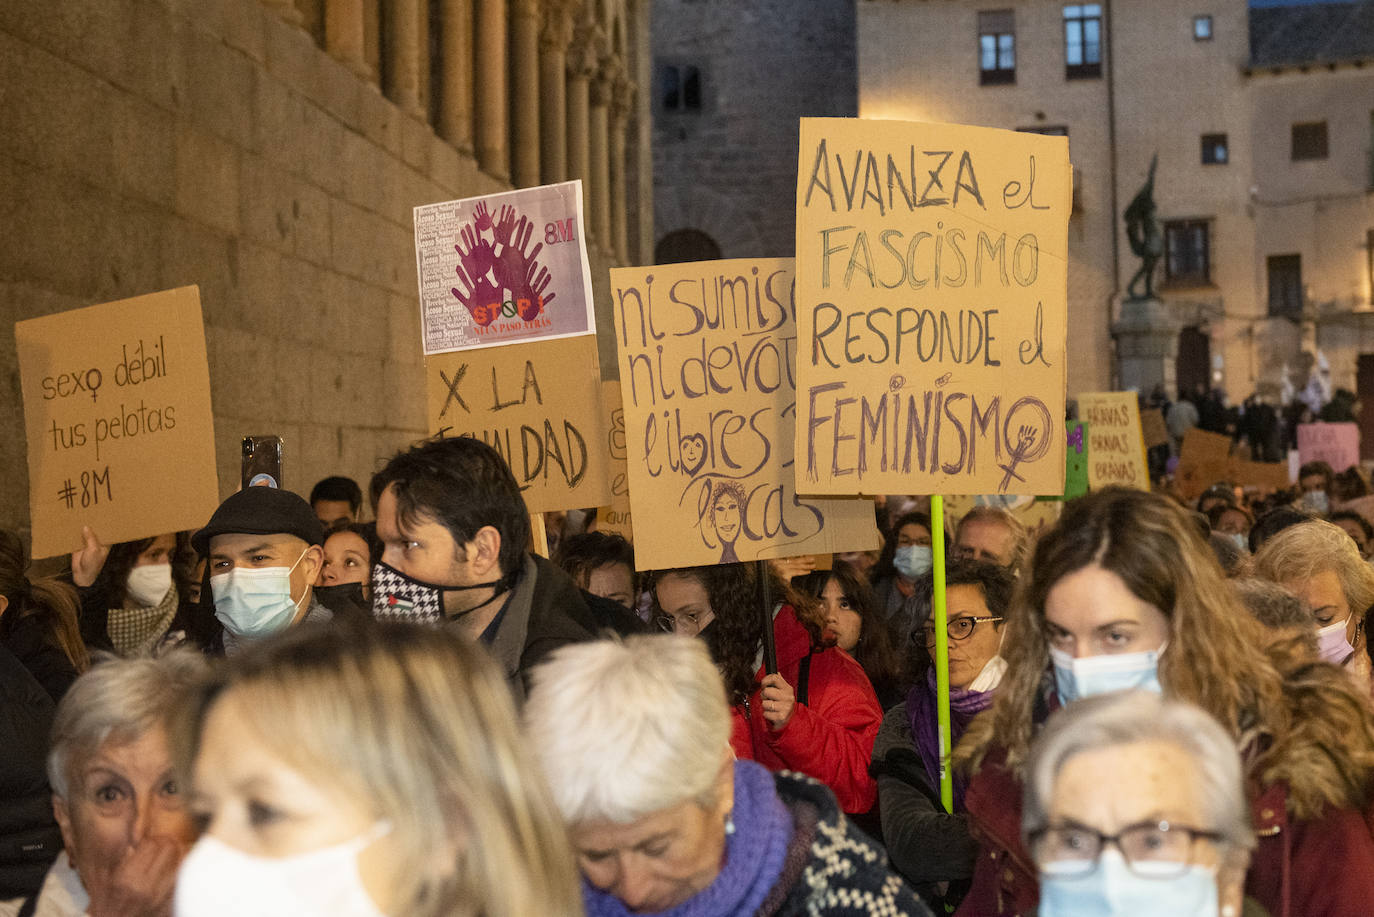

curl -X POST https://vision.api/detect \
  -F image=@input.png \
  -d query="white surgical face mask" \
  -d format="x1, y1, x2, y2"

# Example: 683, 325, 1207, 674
209, 550, 308, 638
1049, 643, 1166, 706
175, 822, 390, 917
894, 544, 933, 580
125, 563, 173, 608
1039, 849, 1219, 917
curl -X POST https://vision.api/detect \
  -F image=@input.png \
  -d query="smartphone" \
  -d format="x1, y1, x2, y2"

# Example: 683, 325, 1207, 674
241, 435, 284, 489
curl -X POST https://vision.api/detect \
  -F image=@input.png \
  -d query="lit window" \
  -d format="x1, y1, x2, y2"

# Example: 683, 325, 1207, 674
979, 11, 1016, 85
1201, 134, 1228, 165
1064, 5, 1103, 79
1193, 15, 1212, 41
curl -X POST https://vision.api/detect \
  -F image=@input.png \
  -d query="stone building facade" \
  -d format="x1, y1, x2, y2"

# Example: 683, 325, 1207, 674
0, 0, 652, 541
858, 0, 1374, 409
651, 0, 857, 261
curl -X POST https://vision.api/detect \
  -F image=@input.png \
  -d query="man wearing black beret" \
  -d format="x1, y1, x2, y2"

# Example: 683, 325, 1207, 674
192, 486, 330, 653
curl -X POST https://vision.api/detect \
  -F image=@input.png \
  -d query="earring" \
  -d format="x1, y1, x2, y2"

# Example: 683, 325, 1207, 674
724, 811, 735, 836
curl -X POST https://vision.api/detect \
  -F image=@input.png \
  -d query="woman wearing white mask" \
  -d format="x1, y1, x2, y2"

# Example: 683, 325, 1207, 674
70, 528, 191, 657
952, 487, 1374, 917
1023, 691, 1259, 917
870, 559, 1014, 913
172, 620, 582, 917
1251, 519, 1374, 698
870, 511, 938, 634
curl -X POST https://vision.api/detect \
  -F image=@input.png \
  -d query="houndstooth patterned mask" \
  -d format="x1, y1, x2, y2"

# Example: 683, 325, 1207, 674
371, 562, 445, 625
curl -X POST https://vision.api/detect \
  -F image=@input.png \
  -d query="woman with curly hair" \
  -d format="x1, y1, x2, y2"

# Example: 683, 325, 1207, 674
648, 563, 883, 814
1252, 519, 1374, 697
952, 487, 1374, 917
799, 561, 905, 708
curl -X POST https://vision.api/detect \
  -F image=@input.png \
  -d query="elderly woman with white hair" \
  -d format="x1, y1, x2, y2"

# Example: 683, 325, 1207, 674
524, 634, 930, 917
1022, 691, 1260, 917
26, 650, 206, 917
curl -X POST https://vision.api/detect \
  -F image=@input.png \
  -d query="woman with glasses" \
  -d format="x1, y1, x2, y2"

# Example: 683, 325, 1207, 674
953, 487, 1374, 917
646, 563, 884, 814
869, 559, 1014, 912
1024, 691, 1258, 917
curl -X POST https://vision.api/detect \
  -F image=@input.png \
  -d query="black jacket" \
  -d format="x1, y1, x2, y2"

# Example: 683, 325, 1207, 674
0, 644, 62, 901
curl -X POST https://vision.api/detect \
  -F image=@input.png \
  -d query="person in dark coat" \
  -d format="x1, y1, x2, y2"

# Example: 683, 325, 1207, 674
0, 644, 61, 906
525, 635, 932, 917
0, 531, 86, 704
369, 436, 597, 701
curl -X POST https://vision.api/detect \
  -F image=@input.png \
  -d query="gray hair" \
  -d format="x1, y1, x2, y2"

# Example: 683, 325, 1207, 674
47, 649, 208, 799
523, 635, 731, 825
1023, 691, 1254, 862
956, 504, 1029, 569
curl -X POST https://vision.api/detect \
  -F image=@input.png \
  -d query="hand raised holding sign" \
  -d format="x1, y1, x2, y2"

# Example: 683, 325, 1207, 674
760, 672, 797, 731
71, 525, 110, 588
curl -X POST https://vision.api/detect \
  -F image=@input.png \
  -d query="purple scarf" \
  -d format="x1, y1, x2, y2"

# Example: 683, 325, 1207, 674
582, 760, 792, 917
908, 668, 994, 812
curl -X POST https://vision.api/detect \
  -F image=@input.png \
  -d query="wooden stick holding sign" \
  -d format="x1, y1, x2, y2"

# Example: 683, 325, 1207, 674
758, 561, 779, 675
530, 512, 550, 558
930, 496, 954, 813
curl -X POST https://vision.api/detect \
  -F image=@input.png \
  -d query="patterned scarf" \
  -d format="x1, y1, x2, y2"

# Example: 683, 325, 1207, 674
108, 583, 179, 656
908, 667, 995, 812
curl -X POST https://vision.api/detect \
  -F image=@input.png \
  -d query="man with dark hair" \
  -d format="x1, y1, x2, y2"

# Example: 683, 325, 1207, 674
369, 436, 599, 699
309, 475, 363, 532
553, 532, 648, 635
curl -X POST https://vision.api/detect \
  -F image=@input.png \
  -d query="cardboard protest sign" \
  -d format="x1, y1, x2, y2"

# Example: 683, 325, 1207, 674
1175, 429, 1289, 500
414, 180, 596, 355
1298, 422, 1361, 473
593, 381, 634, 540
16, 286, 219, 558
1077, 392, 1149, 490
793, 118, 1071, 497
610, 258, 880, 570
1140, 407, 1169, 450
943, 494, 1062, 544
425, 334, 611, 515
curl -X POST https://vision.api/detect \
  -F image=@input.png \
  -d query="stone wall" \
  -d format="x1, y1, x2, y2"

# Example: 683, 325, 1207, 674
651, 0, 857, 260
0, 0, 633, 543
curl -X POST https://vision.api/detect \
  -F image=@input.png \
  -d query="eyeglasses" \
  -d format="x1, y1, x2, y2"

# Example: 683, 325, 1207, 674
1028, 820, 1223, 879
655, 611, 705, 634
920, 615, 1003, 646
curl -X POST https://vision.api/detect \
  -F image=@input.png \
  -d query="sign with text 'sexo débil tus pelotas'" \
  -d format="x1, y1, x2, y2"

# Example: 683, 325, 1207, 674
16, 286, 219, 558
793, 118, 1071, 497
610, 257, 879, 571
414, 180, 596, 355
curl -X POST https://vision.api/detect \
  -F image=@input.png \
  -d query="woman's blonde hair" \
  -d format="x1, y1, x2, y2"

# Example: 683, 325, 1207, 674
175, 621, 583, 917
957, 487, 1374, 820
1252, 519, 1374, 617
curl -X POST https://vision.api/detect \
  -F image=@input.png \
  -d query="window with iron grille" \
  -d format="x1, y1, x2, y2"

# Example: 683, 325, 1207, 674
1165, 220, 1210, 286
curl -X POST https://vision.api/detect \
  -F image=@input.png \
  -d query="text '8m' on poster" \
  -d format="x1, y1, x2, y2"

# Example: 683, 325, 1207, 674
794, 118, 1071, 497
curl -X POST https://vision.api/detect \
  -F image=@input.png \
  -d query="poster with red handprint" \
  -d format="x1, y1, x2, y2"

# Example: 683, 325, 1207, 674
414, 181, 596, 355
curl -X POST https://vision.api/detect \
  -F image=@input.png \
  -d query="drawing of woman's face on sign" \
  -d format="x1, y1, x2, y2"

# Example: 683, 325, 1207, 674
710, 482, 745, 546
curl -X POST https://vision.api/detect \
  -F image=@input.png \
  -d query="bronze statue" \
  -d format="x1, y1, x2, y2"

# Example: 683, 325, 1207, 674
1124, 155, 1162, 300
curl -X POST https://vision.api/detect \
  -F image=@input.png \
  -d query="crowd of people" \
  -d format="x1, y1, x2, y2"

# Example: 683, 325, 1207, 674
3, 431, 1374, 916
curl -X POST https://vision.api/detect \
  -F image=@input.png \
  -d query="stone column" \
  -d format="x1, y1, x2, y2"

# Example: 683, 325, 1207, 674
565, 22, 599, 202
261, 0, 305, 26
609, 77, 634, 263
325, 0, 371, 77
539, 2, 574, 184
386, 0, 426, 116
1113, 297, 1181, 396
510, 0, 542, 187
588, 57, 618, 251
475, 0, 510, 180
437, 0, 475, 152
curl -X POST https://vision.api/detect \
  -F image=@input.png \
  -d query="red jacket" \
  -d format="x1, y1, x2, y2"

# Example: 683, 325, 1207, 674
729, 605, 882, 814
956, 750, 1374, 917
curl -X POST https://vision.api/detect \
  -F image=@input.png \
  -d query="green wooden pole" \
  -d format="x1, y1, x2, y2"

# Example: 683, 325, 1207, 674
930, 495, 954, 813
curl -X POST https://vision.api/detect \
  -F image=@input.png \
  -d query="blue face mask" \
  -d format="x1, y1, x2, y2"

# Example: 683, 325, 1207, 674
1049, 643, 1166, 706
1224, 532, 1248, 553
210, 550, 308, 639
894, 544, 933, 580
1039, 850, 1219, 917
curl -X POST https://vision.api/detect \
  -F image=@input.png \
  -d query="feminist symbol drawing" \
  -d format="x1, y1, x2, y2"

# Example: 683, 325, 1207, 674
449, 201, 557, 326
